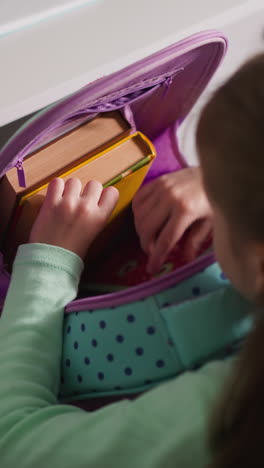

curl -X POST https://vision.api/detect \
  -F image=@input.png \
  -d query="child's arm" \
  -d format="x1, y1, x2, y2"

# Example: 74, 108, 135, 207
0, 178, 232, 468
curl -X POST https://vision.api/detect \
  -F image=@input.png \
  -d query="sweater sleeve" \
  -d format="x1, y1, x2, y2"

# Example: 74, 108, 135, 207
0, 243, 233, 468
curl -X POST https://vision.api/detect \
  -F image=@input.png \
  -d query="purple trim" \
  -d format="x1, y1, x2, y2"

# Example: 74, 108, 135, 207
66, 252, 215, 312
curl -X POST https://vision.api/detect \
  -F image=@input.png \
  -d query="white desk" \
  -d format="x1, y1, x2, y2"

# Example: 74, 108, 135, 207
0, 0, 263, 128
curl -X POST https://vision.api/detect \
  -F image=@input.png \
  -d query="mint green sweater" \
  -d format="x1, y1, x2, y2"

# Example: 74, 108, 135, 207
0, 243, 233, 468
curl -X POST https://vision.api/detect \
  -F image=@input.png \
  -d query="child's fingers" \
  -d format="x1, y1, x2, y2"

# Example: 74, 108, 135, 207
132, 180, 154, 207
134, 201, 170, 254
183, 219, 212, 261
62, 178, 82, 199
133, 193, 160, 226
98, 186, 119, 214
81, 180, 104, 202
44, 178, 65, 205
147, 215, 188, 274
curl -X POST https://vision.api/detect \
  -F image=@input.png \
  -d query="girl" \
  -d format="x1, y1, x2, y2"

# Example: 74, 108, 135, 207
197, 52, 264, 468
0, 53, 263, 468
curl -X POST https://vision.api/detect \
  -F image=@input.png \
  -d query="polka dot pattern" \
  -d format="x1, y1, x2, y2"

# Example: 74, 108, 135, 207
116, 334, 124, 343
192, 287, 200, 296
155, 262, 229, 310
156, 359, 165, 368
124, 367, 133, 376
60, 262, 230, 399
61, 302, 174, 398
127, 314, 135, 323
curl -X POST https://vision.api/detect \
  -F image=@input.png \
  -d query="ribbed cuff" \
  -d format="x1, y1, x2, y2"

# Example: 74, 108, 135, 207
14, 243, 84, 281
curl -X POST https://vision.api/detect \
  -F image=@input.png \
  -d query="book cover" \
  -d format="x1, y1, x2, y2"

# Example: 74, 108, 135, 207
4, 132, 156, 267
0, 111, 131, 242
5, 111, 131, 195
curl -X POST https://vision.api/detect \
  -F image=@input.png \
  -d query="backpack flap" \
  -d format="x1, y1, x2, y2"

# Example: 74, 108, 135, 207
0, 31, 227, 305
0, 30, 227, 180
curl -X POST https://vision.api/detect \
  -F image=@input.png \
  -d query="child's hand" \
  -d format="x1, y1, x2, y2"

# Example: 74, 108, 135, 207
132, 167, 212, 274
29, 178, 119, 259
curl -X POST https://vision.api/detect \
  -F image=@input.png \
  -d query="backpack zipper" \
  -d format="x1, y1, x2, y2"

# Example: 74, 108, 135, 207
15, 160, 26, 188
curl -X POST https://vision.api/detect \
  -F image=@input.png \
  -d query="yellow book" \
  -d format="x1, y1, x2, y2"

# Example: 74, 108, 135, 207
5, 132, 156, 266
0, 111, 131, 242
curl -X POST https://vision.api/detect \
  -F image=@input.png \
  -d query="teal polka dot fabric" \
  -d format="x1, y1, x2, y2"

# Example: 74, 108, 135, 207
60, 263, 251, 401
61, 297, 182, 398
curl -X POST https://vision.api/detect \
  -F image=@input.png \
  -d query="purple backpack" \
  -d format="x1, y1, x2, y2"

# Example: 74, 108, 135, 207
0, 31, 252, 407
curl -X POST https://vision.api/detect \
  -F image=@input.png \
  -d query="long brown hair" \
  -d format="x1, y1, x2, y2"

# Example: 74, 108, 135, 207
196, 54, 264, 467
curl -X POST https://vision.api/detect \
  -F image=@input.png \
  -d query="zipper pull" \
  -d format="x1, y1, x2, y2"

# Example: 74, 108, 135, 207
16, 161, 26, 188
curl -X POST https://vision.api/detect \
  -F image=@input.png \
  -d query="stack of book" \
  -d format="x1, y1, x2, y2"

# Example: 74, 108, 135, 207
0, 111, 156, 267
